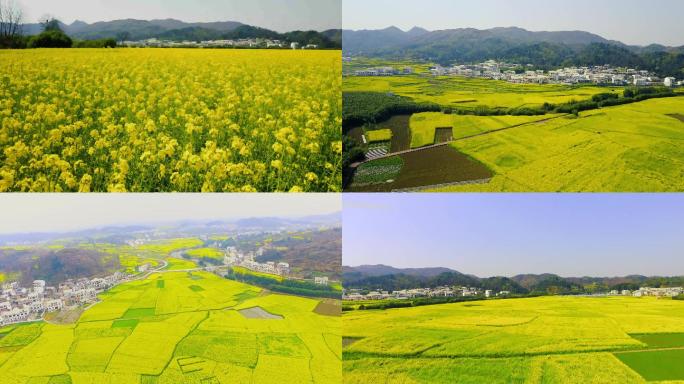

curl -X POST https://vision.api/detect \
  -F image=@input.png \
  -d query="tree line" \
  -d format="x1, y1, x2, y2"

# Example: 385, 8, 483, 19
224, 267, 341, 299
0, 4, 117, 49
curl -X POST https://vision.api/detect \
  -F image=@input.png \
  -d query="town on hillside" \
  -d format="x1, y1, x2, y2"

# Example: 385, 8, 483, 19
0, 272, 127, 326
121, 38, 319, 49
349, 59, 683, 87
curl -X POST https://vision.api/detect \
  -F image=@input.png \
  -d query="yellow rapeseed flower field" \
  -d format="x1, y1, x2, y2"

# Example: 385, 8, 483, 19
0, 48, 342, 192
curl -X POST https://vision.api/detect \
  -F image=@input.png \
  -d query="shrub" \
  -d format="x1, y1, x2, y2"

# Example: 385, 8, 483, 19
28, 30, 73, 48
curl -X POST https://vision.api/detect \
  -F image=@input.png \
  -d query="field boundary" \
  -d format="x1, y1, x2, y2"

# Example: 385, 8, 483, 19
360, 113, 569, 163
392, 178, 492, 192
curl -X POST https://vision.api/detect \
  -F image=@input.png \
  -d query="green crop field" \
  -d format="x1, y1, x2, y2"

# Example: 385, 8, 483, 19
0, 271, 340, 383
343, 296, 684, 383
432, 97, 684, 192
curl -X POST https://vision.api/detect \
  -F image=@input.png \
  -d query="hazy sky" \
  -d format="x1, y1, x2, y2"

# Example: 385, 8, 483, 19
0, 194, 340, 234
344, 194, 684, 277
18, 0, 341, 32
344, 0, 684, 46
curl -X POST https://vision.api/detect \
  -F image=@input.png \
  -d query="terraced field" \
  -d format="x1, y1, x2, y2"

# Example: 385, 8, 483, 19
344, 75, 621, 109
343, 296, 684, 383
434, 97, 684, 192
0, 271, 340, 383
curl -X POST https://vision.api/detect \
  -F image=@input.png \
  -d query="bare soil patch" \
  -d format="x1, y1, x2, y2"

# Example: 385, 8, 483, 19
348, 145, 492, 192
238, 306, 283, 319
667, 113, 684, 123
314, 299, 341, 317
434, 127, 454, 143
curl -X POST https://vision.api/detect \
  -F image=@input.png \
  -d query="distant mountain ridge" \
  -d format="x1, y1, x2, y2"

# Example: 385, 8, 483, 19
343, 264, 684, 293
342, 26, 684, 77
21, 18, 342, 48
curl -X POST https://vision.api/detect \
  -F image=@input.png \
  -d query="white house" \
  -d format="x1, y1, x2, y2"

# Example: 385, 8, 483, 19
314, 276, 329, 286
664, 77, 676, 87
44, 299, 64, 312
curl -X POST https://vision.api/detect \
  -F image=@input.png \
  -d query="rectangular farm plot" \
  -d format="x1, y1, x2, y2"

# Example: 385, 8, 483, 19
434, 127, 454, 143
629, 333, 684, 348
615, 349, 684, 381
365, 128, 393, 143
175, 330, 258, 367
67, 336, 125, 372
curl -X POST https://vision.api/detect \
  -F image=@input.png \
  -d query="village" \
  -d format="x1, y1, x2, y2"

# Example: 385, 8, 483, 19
343, 286, 510, 301
0, 271, 128, 326
221, 245, 330, 286
121, 38, 318, 49
351, 60, 682, 87
607, 286, 684, 297
343, 285, 684, 302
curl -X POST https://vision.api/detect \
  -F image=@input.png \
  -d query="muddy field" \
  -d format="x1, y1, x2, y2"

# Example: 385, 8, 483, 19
434, 127, 454, 143
347, 145, 493, 192
238, 306, 283, 319
314, 299, 342, 316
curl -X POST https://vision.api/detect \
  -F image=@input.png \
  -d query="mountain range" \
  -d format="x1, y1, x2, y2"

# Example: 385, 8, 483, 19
343, 264, 684, 293
21, 18, 342, 48
343, 26, 684, 77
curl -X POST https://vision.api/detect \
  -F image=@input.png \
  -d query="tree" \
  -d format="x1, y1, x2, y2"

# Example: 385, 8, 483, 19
116, 31, 130, 44
28, 29, 72, 48
40, 16, 61, 32
0, 0, 23, 48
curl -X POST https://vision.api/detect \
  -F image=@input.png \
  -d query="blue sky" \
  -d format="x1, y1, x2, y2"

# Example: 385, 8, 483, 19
0, 194, 340, 234
343, 194, 684, 277
344, 0, 684, 46
19, 0, 341, 32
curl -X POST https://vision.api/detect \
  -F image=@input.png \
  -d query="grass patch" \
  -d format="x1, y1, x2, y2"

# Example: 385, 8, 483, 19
629, 333, 684, 348
157, 280, 165, 288
615, 349, 684, 381
189, 285, 205, 292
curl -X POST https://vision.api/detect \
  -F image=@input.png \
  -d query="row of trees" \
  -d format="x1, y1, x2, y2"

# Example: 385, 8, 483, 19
0, 1, 116, 48
0, 0, 22, 47
225, 267, 341, 299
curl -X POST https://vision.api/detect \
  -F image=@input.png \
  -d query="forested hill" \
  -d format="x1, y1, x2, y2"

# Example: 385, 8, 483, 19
342, 26, 684, 77
21, 19, 342, 48
343, 265, 684, 294
0, 248, 121, 285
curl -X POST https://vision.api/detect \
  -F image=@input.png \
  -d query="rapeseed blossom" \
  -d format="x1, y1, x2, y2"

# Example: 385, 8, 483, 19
0, 49, 342, 192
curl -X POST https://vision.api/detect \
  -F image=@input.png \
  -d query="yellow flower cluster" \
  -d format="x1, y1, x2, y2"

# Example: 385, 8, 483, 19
0, 49, 342, 192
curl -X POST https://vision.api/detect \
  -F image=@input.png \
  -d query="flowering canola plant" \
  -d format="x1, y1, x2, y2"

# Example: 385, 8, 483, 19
0, 49, 342, 192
